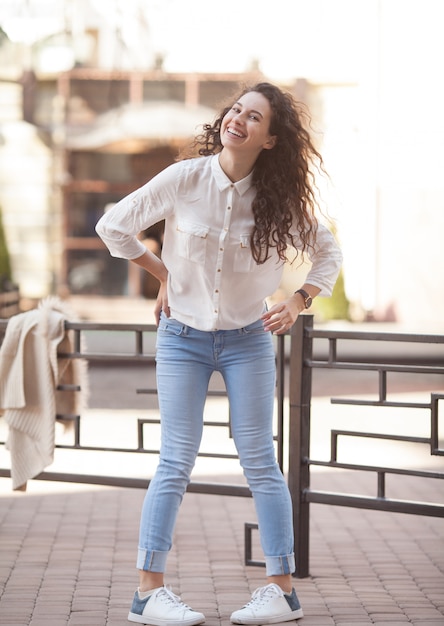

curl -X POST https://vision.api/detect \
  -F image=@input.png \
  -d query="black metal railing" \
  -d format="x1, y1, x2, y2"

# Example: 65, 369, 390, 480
287, 315, 444, 577
0, 289, 20, 319
0, 319, 286, 498
1, 314, 443, 578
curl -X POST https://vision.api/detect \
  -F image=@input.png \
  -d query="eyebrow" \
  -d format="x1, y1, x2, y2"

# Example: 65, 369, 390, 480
234, 101, 264, 119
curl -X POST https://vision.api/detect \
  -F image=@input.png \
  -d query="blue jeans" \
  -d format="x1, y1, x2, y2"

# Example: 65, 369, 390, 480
137, 315, 295, 576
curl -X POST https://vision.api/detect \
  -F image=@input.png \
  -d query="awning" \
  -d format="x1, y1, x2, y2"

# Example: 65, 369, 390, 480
65, 101, 216, 152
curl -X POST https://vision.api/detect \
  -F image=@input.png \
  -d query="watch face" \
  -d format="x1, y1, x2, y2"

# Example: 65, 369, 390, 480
296, 289, 312, 308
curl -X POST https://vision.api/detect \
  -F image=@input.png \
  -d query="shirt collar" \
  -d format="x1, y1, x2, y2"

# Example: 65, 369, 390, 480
211, 154, 255, 196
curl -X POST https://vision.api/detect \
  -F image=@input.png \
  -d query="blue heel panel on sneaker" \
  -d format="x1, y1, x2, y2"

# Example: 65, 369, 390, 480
284, 589, 302, 611
130, 592, 150, 614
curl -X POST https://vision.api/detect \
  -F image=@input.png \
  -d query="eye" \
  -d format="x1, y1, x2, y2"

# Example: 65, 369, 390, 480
249, 114, 259, 121
232, 106, 241, 113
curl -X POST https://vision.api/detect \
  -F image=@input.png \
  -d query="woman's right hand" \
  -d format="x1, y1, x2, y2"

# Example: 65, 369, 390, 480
155, 280, 170, 326
130, 250, 169, 326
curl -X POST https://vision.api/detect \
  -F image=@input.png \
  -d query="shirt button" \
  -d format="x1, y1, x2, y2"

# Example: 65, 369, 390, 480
227, 206, 232, 210
215, 289, 219, 293
220, 247, 224, 251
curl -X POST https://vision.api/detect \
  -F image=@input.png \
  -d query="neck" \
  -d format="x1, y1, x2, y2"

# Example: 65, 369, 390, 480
218, 150, 257, 183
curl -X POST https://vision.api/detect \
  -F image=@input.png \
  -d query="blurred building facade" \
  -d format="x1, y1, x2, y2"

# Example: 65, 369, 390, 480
0, 5, 264, 300
0, 0, 311, 305
0, 0, 443, 330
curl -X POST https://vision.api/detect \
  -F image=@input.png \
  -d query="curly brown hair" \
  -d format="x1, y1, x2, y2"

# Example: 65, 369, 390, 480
186, 82, 324, 264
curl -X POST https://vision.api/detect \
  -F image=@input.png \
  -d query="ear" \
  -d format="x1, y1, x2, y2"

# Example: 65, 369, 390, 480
263, 135, 277, 150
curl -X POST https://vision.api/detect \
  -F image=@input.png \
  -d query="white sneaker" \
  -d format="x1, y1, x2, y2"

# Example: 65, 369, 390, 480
128, 586, 206, 625
230, 583, 303, 624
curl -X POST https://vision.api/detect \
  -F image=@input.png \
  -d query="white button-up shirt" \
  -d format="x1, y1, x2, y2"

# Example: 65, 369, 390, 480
96, 154, 342, 331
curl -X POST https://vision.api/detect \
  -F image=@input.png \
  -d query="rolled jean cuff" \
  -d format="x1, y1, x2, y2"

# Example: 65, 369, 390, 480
137, 548, 169, 572
265, 554, 295, 576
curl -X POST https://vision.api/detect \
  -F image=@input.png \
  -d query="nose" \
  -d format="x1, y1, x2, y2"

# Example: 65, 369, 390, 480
233, 110, 246, 124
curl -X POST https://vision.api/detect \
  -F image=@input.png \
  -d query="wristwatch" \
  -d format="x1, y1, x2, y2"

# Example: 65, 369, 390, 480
295, 288, 312, 309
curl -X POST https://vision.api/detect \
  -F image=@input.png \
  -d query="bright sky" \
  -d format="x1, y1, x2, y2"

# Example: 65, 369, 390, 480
1, 0, 442, 87
0, 0, 367, 82
140, 0, 364, 81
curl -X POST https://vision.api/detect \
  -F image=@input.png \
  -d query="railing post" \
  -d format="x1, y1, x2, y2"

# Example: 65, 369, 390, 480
275, 334, 285, 471
287, 314, 313, 578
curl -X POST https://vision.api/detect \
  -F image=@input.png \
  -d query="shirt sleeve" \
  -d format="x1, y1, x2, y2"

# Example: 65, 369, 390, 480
303, 222, 343, 296
95, 162, 180, 259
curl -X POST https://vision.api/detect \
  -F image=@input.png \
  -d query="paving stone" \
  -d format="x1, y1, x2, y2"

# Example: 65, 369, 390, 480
371, 622, 410, 625
0, 471, 443, 625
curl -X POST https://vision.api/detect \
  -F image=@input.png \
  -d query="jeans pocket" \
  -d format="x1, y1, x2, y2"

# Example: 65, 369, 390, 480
242, 318, 266, 335
158, 316, 187, 336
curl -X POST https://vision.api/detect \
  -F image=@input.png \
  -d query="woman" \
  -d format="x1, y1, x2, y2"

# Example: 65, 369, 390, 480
96, 82, 342, 625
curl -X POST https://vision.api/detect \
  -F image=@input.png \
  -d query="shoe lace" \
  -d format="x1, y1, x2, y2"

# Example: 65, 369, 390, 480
158, 586, 191, 609
246, 584, 284, 608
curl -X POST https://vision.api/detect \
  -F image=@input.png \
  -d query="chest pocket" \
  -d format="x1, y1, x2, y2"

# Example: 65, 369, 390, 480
176, 220, 209, 263
233, 234, 254, 272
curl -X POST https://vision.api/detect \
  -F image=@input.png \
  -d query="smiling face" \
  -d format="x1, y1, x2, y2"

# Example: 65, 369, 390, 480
220, 91, 277, 160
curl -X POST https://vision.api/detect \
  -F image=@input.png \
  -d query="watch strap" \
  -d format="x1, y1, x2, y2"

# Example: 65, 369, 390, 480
295, 288, 312, 309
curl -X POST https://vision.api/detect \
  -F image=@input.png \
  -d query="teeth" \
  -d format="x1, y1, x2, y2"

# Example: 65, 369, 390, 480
228, 127, 243, 138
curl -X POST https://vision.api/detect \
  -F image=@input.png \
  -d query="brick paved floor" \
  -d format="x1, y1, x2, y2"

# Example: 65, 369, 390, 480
0, 470, 443, 626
